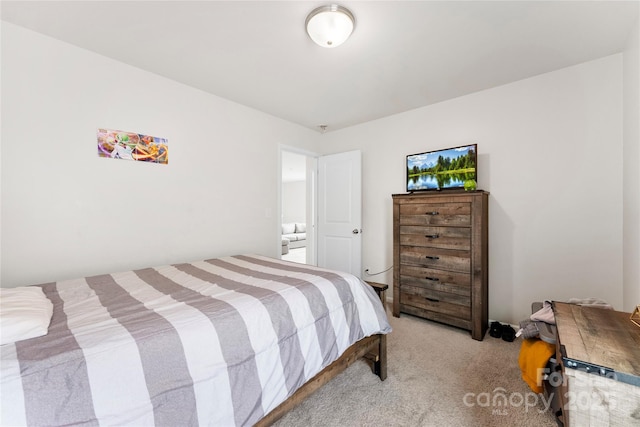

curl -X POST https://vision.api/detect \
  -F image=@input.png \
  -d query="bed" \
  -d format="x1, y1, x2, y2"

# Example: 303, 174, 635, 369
0, 254, 391, 426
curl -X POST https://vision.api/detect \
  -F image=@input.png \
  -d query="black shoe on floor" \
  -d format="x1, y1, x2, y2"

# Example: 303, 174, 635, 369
502, 325, 516, 342
489, 321, 503, 338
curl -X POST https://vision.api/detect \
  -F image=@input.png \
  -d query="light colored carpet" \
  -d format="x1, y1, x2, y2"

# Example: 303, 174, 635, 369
274, 304, 558, 427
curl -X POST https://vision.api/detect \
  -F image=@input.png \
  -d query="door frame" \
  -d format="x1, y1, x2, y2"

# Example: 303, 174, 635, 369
277, 144, 318, 264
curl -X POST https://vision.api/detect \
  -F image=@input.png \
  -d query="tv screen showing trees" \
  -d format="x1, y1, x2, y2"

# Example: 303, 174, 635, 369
406, 144, 477, 191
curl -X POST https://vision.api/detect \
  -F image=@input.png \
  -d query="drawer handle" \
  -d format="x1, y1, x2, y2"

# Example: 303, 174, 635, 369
425, 234, 440, 239
425, 276, 440, 282
425, 211, 440, 216
425, 255, 440, 260
426, 297, 439, 303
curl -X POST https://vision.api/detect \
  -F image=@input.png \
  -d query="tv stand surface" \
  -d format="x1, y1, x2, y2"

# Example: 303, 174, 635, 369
397, 188, 474, 196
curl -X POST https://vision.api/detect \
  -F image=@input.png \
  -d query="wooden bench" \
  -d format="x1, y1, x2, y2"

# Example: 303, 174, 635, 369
553, 302, 640, 426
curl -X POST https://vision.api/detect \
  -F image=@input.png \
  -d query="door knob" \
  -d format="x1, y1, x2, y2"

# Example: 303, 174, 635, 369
352, 229, 360, 234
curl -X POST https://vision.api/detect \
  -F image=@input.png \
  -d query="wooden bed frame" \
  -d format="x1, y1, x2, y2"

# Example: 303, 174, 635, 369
256, 332, 387, 426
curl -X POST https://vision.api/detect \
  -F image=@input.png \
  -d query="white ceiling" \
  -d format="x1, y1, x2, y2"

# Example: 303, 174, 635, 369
2, 1, 639, 132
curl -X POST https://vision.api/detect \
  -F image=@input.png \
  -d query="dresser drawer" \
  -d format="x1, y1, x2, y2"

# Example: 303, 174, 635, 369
400, 246, 470, 273
400, 270, 470, 297
400, 291, 470, 320
399, 225, 470, 250
401, 282, 470, 306
400, 304, 472, 331
400, 264, 470, 288
399, 203, 470, 226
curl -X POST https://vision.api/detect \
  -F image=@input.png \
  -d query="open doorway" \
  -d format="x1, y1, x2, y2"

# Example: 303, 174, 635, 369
279, 148, 316, 265
278, 147, 362, 275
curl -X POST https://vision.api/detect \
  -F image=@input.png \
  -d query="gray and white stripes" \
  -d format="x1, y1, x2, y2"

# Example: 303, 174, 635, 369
1, 255, 391, 427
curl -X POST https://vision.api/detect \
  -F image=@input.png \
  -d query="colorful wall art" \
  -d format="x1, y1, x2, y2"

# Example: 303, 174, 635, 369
97, 129, 168, 164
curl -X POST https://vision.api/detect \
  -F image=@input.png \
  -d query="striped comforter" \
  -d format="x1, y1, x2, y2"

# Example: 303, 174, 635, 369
1, 255, 391, 426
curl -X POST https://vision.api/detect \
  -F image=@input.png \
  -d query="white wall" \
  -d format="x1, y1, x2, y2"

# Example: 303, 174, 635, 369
623, 19, 640, 313
282, 181, 306, 224
317, 55, 624, 324
2, 21, 635, 324
0, 23, 319, 287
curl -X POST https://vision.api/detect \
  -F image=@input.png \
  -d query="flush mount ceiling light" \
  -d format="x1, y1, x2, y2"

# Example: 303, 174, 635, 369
305, 4, 355, 48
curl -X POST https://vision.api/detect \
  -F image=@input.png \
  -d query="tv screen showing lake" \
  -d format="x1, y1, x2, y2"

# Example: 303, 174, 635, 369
406, 145, 476, 191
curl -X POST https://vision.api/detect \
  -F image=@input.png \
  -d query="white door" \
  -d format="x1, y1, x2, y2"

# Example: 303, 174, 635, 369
317, 150, 362, 277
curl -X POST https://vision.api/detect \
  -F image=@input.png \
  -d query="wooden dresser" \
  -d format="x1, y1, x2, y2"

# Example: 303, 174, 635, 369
553, 302, 640, 426
392, 191, 489, 340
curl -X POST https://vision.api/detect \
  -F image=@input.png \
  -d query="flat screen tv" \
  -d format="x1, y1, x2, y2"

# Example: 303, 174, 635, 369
406, 144, 477, 192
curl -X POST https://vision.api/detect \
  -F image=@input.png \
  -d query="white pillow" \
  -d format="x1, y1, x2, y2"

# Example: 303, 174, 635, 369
282, 223, 296, 234
0, 286, 54, 345
295, 223, 306, 233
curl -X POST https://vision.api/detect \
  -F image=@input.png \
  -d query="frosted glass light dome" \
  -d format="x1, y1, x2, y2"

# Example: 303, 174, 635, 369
305, 5, 355, 48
